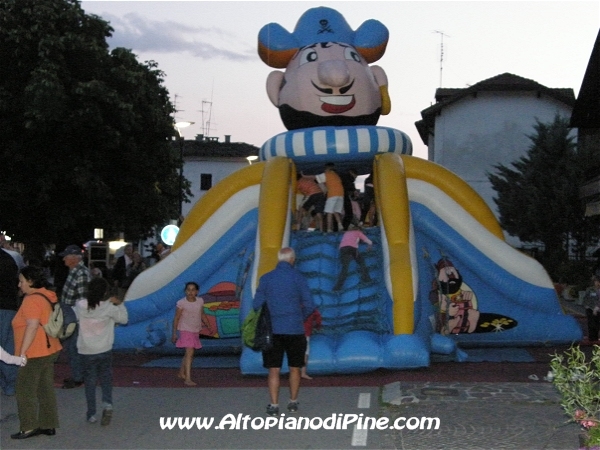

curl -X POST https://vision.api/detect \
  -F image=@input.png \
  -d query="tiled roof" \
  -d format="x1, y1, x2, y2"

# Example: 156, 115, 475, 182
415, 73, 576, 145
430, 72, 575, 111
171, 139, 260, 158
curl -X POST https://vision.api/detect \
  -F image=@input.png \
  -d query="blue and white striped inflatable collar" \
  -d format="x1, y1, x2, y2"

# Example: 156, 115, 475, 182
260, 126, 412, 164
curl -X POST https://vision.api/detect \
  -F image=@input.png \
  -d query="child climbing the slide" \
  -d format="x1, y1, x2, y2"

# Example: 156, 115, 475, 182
172, 282, 211, 386
333, 223, 373, 291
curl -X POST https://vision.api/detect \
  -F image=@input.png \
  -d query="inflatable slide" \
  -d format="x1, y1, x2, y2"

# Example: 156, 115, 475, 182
114, 7, 581, 375
117, 146, 582, 374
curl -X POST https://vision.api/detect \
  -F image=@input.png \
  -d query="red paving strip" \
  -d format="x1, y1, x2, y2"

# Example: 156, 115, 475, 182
52, 343, 591, 389
52, 297, 592, 389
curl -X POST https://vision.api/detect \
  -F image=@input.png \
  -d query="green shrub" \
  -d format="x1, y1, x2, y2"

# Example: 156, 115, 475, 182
550, 345, 600, 449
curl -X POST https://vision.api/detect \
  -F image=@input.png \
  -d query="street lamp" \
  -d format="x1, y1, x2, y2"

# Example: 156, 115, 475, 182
246, 155, 258, 165
174, 121, 195, 218
93, 228, 104, 240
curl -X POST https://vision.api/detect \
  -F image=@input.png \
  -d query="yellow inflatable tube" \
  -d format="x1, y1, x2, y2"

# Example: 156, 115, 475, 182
256, 157, 294, 279
172, 162, 265, 251
374, 153, 414, 334
402, 155, 504, 240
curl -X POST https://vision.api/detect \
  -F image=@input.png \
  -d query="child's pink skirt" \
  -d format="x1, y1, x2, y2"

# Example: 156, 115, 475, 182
176, 330, 202, 349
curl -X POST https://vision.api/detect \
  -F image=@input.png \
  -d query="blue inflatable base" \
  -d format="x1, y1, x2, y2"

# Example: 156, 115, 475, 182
240, 331, 430, 376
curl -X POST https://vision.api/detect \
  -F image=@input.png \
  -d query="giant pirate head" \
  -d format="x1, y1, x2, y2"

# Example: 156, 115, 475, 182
258, 7, 391, 130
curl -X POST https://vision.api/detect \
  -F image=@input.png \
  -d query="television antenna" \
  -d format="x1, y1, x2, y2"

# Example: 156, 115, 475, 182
173, 94, 185, 120
200, 100, 215, 137
198, 81, 217, 138
433, 30, 450, 88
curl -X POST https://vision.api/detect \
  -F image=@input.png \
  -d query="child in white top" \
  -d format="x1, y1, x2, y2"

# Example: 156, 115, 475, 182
75, 277, 128, 425
171, 282, 211, 386
0, 346, 26, 366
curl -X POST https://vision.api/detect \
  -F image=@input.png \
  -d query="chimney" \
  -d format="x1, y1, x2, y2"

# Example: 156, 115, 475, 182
195, 134, 204, 141
224, 135, 231, 143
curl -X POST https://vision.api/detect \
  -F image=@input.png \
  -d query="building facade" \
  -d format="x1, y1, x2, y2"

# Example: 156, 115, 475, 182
176, 135, 259, 218
415, 73, 576, 244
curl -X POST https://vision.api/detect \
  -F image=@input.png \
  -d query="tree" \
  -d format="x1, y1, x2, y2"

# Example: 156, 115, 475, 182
488, 114, 600, 279
0, 0, 185, 248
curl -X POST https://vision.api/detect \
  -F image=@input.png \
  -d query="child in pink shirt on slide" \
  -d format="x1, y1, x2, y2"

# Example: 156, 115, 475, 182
333, 223, 373, 291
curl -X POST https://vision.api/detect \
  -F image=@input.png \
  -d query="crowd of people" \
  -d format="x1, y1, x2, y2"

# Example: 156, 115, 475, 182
296, 163, 376, 233
0, 239, 325, 424
3, 233, 599, 430
0, 237, 154, 439
0, 159, 390, 429
4, 229, 598, 427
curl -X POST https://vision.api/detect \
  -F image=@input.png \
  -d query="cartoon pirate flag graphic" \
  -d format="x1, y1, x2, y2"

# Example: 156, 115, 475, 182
431, 258, 517, 335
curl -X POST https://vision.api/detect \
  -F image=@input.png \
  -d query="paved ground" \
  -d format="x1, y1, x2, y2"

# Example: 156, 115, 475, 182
0, 298, 594, 449
0, 377, 585, 449
379, 381, 581, 450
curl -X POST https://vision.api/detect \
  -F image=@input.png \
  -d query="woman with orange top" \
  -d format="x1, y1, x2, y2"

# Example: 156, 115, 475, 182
11, 266, 62, 440
314, 163, 345, 232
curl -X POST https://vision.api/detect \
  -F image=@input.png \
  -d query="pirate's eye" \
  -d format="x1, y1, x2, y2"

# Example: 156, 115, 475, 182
344, 47, 361, 63
299, 48, 318, 65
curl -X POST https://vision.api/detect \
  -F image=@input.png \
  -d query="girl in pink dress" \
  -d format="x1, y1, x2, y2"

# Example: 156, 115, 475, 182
171, 282, 210, 386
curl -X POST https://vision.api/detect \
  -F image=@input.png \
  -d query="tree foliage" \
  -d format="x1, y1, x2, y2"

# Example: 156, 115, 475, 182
0, 0, 184, 247
488, 114, 600, 277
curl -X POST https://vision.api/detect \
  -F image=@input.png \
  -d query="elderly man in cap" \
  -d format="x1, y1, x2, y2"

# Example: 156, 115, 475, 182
59, 245, 90, 389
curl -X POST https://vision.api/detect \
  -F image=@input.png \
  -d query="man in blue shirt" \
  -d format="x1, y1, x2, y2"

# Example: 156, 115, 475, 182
253, 247, 316, 416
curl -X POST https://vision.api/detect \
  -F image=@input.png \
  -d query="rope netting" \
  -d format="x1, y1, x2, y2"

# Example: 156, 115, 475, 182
291, 228, 392, 336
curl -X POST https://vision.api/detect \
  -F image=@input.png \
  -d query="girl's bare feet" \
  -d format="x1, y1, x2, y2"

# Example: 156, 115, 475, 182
301, 374, 313, 380
184, 379, 197, 386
